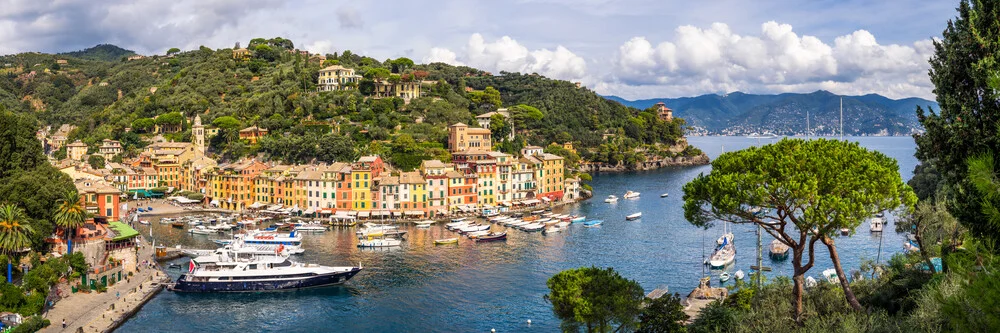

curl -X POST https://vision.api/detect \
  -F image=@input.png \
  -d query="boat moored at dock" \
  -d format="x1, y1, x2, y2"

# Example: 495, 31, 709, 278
170, 249, 361, 292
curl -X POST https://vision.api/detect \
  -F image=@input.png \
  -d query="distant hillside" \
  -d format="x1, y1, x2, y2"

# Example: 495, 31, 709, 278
605, 91, 939, 136
59, 44, 136, 62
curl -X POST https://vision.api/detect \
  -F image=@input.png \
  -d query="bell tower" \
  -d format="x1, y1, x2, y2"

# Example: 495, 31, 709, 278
193, 114, 205, 155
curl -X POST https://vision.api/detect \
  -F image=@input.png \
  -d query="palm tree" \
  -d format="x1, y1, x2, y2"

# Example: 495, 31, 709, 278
55, 190, 87, 254
0, 203, 34, 282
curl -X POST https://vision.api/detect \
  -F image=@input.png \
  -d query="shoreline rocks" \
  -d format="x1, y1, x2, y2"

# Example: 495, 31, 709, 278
579, 153, 710, 173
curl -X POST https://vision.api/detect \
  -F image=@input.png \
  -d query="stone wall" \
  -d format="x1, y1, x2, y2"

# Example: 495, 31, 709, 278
108, 247, 139, 273
74, 239, 107, 269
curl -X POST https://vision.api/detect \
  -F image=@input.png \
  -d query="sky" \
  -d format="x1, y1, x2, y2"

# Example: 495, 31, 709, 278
0, 0, 959, 100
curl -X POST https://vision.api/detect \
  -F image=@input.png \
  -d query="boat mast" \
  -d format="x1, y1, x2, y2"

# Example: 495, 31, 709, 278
839, 97, 843, 140
806, 110, 810, 138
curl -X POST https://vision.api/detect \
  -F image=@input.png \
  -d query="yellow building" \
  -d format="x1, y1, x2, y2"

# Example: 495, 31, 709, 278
540, 153, 565, 200
233, 48, 250, 60
207, 159, 268, 211
448, 123, 492, 153
66, 140, 88, 161
398, 171, 427, 215
350, 168, 372, 211
373, 80, 421, 100
318, 65, 362, 92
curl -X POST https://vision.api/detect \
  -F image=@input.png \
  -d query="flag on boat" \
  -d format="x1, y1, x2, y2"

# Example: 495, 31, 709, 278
276, 244, 285, 254
188, 260, 195, 273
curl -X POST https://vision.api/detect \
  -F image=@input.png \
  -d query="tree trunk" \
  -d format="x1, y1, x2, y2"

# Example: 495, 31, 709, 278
915, 234, 936, 274
823, 237, 864, 312
791, 249, 806, 324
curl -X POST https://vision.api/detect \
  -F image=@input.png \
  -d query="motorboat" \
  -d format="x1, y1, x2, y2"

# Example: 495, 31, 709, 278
160, 218, 176, 224
188, 226, 215, 235
626, 212, 642, 221
719, 272, 731, 283
604, 195, 618, 203
188, 219, 203, 226
570, 216, 586, 223
243, 230, 306, 254
904, 240, 920, 253
212, 239, 232, 246
769, 239, 789, 260
735, 270, 745, 280
475, 232, 507, 242
542, 225, 564, 234
660, 193, 669, 198
583, 220, 602, 227
840, 227, 850, 236
139, 220, 150, 225
467, 230, 492, 239
357, 237, 402, 248
207, 223, 234, 232
434, 238, 459, 245
522, 223, 544, 232
822, 268, 840, 284
414, 220, 435, 229
293, 223, 327, 232
450, 217, 467, 223
623, 191, 640, 199
870, 217, 885, 232
170, 248, 361, 292
459, 224, 491, 234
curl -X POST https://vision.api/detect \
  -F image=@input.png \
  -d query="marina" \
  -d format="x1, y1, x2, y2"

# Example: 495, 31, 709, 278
118, 136, 918, 332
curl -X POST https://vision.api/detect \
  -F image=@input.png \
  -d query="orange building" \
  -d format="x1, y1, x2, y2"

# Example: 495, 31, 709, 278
75, 179, 121, 221
239, 126, 269, 144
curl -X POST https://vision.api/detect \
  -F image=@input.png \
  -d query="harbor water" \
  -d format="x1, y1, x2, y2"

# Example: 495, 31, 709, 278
116, 136, 917, 332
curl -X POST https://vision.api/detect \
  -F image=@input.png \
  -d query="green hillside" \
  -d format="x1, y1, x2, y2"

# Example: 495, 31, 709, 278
0, 39, 695, 169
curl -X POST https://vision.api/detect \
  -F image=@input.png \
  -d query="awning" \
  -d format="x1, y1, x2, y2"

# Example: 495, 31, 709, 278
107, 222, 139, 241
391, 211, 401, 217
348, 211, 358, 216
405, 210, 423, 216
267, 204, 282, 210
540, 197, 551, 202
437, 209, 447, 215
374, 210, 390, 216
174, 197, 199, 204
358, 211, 371, 218
332, 211, 353, 219
248, 202, 264, 209
523, 199, 541, 205
303, 207, 316, 215
500, 202, 511, 206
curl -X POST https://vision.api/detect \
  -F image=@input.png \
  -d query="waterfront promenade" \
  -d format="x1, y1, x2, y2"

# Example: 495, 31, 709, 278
42, 240, 167, 333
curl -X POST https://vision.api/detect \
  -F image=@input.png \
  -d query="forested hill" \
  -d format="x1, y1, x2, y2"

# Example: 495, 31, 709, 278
0, 40, 694, 169
606, 91, 939, 136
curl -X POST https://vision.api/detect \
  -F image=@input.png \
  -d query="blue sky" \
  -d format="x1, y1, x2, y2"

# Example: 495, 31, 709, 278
0, 0, 958, 99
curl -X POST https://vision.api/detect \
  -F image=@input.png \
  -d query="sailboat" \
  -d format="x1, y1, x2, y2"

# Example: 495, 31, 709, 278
709, 221, 736, 269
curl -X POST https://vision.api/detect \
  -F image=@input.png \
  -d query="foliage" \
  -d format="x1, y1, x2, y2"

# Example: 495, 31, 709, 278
914, 0, 1000, 249
11, 315, 50, 333
87, 154, 105, 169
58, 44, 135, 62
683, 138, 916, 321
637, 293, 689, 333
0, 204, 35, 258
258, 132, 354, 164
895, 201, 961, 273
545, 266, 645, 332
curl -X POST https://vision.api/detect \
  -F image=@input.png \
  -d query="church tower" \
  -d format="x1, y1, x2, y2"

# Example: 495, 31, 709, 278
193, 114, 205, 155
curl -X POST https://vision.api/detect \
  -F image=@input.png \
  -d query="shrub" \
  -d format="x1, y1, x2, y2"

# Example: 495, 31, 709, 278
11, 315, 50, 333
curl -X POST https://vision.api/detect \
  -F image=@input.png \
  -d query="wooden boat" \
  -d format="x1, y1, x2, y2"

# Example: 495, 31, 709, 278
475, 232, 507, 242
171, 221, 185, 229
542, 225, 564, 234
434, 238, 459, 245
626, 212, 642, 221
467, 230, 491, 239
769, 239, 789, 260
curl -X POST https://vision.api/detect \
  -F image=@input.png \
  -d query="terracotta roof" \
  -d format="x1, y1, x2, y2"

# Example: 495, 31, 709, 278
74, 179, 119, 194
449, 122, 468, 127
357, 155, 379, 163
66, 140, 87, 148
446, 170, 464, 178
541, 153, 564, 161
380, 176, 399, 185
421, 159, 445, 168
399, 171, 424, 184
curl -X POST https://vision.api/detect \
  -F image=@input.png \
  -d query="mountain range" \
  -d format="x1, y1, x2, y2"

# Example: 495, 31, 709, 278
605, 91, 939, 136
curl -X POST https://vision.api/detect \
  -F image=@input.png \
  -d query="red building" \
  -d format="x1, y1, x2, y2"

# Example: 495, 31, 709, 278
74, 179, 121, 222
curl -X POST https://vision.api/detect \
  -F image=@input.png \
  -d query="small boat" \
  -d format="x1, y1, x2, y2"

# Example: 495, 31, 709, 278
188, 219, 203, 226
870, 217, 885, 232
434, 238, 459, 245
570, 216, 586, 223
188, 226, 214, 235
171, 221, 185, 229
450, 217, 467, 223
467, 230, 491, 239
160, 218, 176, 224
719, 272, 730, 283
903, 240, 920, 253
604, 195, 618, 203
522, 223, 544, 232
623, 191, 640, 199
542, 225, 564, 234
138, 220, 150, 225
875, 212, 885, 218
475, 232, 507, 242
414, 220, 435, 229
212, 239, 233, 246
769, 239, 789, 260
822, 268, 840, 284
358, 238, 402, 248
660, 193, 669, 198
840, 228, 850, 236
735, 270, 745, 280
625, 212, 642, 221
583, 220, 602, 227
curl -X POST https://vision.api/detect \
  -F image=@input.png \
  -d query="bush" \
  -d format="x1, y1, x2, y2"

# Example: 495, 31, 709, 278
11, 315, 49, 333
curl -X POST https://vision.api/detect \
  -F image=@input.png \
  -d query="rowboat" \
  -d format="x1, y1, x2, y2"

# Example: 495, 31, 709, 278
720, 272, 731, 283
467, 230, 491, 239
475, 232, 507, 242
434, 238, 459, 245
735, 270, 745, 280
570, 216, 586, 223
171, 221, 185, 229
414, 220, 435, 229
626, 212, 642, 221
583, 220, 602, 227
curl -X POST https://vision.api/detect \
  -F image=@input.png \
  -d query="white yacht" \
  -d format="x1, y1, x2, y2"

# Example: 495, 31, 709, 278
870, 217, 885, 232
623, 191, 640, 199
170, 248, 361, 292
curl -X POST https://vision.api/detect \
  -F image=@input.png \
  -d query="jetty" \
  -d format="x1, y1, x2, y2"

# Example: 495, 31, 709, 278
682, 277, 728, 324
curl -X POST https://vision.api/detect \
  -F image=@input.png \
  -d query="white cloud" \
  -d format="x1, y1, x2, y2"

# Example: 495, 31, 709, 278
426, 33, 587, 81
607, 21, 935, 99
